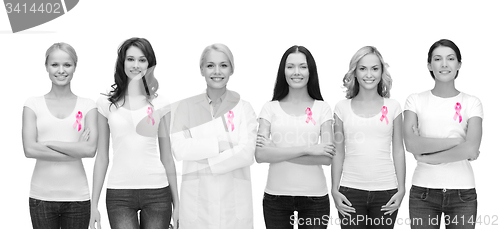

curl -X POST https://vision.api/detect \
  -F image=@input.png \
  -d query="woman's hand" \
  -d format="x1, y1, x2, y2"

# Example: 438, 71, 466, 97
306, 143, 335, 157
331, 190, 356, 217
78, 128, 90, 142
172, 205, 179, 229
256, 134, 275, 148
381, 190, 405, 215
89, 206, 101, 229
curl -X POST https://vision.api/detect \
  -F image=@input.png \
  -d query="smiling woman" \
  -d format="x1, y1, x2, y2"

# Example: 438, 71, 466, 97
22, 42, 98, 229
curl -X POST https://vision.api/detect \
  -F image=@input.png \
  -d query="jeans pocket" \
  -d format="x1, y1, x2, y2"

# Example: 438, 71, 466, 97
263, 192, 279, 201
307, 195, 329, 204
73, 200, 91, 207
339, 186, 350, 194
384, 188, 398, 196
458, 188, 477, 203
409, 186, 428, 200
29, 198, 43, 208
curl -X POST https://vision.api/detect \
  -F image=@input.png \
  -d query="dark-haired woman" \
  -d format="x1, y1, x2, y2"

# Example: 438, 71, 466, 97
90, 37, 179, 229
404, 39, 483, 229
255, 45, 334, 229
22, 42, 97, 229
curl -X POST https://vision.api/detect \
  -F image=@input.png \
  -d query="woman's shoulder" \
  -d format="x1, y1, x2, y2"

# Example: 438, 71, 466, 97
460, 91, 481, 102
384, 98, 402, 107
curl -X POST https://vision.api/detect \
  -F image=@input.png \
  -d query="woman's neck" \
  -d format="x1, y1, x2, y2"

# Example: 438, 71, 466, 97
127, 78, 144, 97
354, 86, 382, 102
207, 86, 227, 101
432, 81, 459, 98
283, 87, 312, 103
47, 83, 74, 99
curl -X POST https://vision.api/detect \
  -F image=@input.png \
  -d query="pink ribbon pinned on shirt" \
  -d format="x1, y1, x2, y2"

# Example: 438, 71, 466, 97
380, 106, 388, 124
454, 102, 462, 123
73, 111, 82, 131
227, 111, 234, 131
305, 107, 316, 125
147, 107, 155, 125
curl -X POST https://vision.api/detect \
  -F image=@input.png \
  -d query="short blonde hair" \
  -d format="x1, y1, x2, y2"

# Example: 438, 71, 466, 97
199, 43, 234, 74
342, 46, 392, 99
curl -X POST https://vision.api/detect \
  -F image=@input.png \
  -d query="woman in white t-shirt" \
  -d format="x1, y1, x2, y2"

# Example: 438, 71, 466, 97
22, 42, 98, 229
89, 37, 179, 229
404, 39, 483, 229
331, 46, 406, 229
255, 45, 335, 229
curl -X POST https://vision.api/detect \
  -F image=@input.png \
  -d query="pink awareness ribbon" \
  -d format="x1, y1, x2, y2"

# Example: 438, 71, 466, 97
380, 106, 388, 124
305, 107, 316, 125
454, 102, 462, 123
73, 111, 82, 131
147, 107, 155, 125
227, 111, 234, 131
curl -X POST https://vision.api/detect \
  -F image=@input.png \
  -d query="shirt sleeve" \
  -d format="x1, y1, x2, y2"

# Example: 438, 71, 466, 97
333, 100, 345, 122
467, 95, 483, 120
392, 99, 403, 120
404, 93, 418, 113
23, 97, 37, 113
96, 95, 111, 118
258, 101, 273, 123
320, 101, 333, 125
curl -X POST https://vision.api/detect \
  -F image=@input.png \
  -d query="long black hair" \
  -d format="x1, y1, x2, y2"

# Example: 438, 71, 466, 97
272, 45, 323, 101
106, 37, 158, 108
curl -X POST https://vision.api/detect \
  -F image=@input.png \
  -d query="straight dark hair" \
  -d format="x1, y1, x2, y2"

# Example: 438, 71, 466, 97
427, 39, 462, 79
272, 45, 323, 101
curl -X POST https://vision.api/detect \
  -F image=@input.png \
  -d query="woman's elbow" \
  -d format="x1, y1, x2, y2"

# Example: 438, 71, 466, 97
254, 149, 267, 163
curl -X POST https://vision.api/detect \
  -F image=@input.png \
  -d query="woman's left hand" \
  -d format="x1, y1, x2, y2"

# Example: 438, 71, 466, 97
381, 190, 405, 215
256, 134, 275, 148
172, 205, 179, 229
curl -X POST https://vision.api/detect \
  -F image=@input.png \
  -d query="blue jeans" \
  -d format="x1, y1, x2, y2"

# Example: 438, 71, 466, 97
29, 197, 90, 229
338, 186, 399, 229
409, 185, 477, 229
263, 192, 330, 229
106, 186, 173, 229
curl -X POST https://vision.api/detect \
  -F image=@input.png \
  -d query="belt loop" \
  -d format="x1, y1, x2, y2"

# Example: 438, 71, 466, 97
442, 188, 447, 193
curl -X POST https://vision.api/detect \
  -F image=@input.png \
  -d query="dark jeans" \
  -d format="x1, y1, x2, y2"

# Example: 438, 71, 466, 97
29, 197, 90, 229
338, 186, 399, 229
409, 185, 477, 229
106, 186, 173, 229
263, 192, 330, 229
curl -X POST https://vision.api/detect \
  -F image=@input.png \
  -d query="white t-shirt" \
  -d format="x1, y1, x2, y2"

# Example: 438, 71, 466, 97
97, 95, 170, 189
25, 96, 95, 201
335, 98, 401, 191
259, 100, 333, 196
405, 90, 483, 189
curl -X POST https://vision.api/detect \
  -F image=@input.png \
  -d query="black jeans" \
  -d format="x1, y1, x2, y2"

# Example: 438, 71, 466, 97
337, 186, 399, 229
263, 192, 330, 229
29, 197, 90, 229
106, 186, 173, 229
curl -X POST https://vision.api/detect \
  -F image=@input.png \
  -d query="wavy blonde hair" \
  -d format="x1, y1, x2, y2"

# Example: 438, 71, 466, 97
342, 46, 392, 99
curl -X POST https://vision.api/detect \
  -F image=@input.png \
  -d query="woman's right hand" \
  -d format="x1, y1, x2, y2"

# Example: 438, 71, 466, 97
89, 207, 101, 229
78, 128, 90, 142
306, 143, 335, 157
331, 190, 356, 217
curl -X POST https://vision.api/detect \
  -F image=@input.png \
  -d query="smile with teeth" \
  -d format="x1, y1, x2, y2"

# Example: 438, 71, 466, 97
291, 77, 303, 82
211, 77, 225, 82
362, 78, 376, 83
439, 70, 451, 74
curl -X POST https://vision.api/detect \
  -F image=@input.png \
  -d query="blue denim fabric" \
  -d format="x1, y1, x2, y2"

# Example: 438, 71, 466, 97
106, 186, 173, 229
409, 185, 477, 229
337, 186, 399, 229
263, 192, 330, 229
29, 197, 90, 229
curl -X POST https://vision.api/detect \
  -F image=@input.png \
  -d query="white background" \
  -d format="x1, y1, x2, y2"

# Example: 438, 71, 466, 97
0, 0, 499, 228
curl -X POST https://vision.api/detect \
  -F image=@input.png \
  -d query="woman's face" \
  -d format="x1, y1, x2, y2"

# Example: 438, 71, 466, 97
355, 53, 382, 91
428, 46, 461, 82
124, 46, 149, 81
284, 52, 309, 89
201, 50, 232, 89
46, 49, 76, 86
